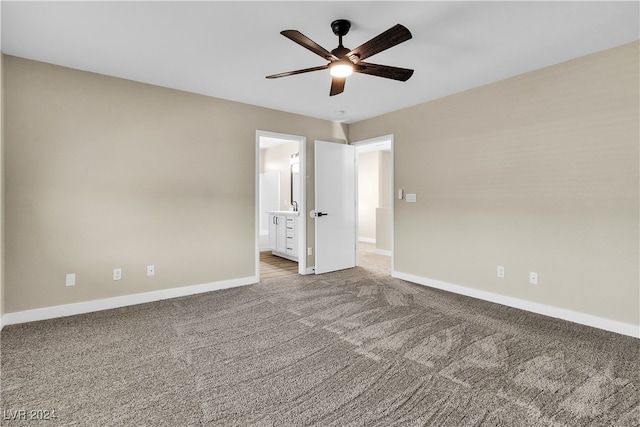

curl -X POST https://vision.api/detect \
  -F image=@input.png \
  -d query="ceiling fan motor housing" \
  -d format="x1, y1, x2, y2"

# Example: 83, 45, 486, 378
331, 45, 351, 58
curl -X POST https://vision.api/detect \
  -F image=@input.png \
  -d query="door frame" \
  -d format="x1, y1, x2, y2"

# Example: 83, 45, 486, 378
351, 134, 395, 272
255, 130, 307, 277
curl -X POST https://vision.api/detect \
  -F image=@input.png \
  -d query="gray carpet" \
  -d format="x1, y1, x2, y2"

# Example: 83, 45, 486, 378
1, 246, 638, 426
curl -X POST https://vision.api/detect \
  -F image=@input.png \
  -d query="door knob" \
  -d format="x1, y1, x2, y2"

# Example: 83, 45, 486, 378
310, 210, 329, 218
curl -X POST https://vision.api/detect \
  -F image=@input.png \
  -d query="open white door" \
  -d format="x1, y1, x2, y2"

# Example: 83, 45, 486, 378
314, 141, 357, 274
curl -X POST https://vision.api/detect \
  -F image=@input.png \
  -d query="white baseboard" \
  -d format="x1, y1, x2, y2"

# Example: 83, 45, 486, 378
359, 237, 376, 244
392, 270, 639, 339
375, 249, 392, 257
0, 316, 3, 331
2, 275, 258, 327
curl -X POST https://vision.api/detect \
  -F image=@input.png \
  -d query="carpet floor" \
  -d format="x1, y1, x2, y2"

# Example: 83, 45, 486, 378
1, 246, 638, 426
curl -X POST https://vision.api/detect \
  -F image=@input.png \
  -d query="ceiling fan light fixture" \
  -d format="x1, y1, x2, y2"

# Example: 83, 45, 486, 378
266, 20, 413, 96
329, 60, 353, 77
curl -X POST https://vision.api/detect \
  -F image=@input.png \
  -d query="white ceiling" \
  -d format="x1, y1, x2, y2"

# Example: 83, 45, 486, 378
2, 1, 638, 124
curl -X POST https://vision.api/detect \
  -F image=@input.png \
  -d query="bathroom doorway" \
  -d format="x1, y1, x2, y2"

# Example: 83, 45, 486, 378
255, 131, 307, 279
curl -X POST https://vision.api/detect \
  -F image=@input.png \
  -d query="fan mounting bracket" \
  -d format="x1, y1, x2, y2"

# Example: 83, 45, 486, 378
331, 19, 351, 37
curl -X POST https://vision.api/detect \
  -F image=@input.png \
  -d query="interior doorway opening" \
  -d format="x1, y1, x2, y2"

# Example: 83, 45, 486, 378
256, 131, 306, 280
353, 136, 394, 271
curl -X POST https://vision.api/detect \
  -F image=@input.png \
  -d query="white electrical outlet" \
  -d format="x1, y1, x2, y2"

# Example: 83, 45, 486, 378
529, 272, 538, 285
147, 265, 155, 276
308, 247, 313, 256
113, 268, 122, 281
497, 266, 505, 278
65, 273, 76, 287
406, 193, 417, 203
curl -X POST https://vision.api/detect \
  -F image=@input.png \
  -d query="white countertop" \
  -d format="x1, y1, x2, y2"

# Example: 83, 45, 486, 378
267, 210, 300, 216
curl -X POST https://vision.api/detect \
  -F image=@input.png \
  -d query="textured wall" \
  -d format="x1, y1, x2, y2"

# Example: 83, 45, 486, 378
378, 151, 392, 210
3, 56, 344, 313
350, 42, 639, 326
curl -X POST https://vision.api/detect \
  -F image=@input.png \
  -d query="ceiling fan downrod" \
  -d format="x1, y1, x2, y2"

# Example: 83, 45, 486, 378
331, 19, 352, 59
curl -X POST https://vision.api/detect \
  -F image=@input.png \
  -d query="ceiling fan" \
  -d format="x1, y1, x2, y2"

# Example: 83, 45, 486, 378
266, 19, 414, 96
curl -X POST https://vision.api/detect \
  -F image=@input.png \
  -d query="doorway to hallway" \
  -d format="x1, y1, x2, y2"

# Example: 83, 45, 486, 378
354, 135, 394, 270
358, 241, 391, 276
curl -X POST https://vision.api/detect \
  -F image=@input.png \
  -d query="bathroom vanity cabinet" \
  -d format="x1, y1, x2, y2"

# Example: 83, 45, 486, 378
268, 211, 299, 261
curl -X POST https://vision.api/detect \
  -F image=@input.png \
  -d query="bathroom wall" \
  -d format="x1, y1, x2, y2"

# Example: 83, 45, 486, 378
261, 141, 299, 211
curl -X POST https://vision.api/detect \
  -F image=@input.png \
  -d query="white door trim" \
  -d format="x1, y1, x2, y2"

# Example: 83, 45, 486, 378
351, 134, 395, 272
255, 130, 307, 277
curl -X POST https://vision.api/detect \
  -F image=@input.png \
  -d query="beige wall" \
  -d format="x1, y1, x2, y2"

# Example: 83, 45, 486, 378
378, 151, 392, 209
3, 56, 346, 313
261, 141, 299, 211
377, 150, 392, 252
4, 42, 638, 329
358, 151, 378, 240
350, 42, 639, 326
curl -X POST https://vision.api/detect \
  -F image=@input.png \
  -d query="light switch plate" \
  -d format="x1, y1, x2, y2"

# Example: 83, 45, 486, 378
406, 193, 417, 203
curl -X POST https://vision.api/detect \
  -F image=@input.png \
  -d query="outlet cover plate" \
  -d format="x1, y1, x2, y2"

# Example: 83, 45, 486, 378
529, 272, 538, 285
65, 273, 76, 287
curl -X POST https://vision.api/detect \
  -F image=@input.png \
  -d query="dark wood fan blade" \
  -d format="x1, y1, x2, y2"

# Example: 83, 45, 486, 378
347, 24, 412, 62
266, 65, 328, 79
355, 62, 414, 81
281, 30, 338, 61
330, 76, 346, 96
